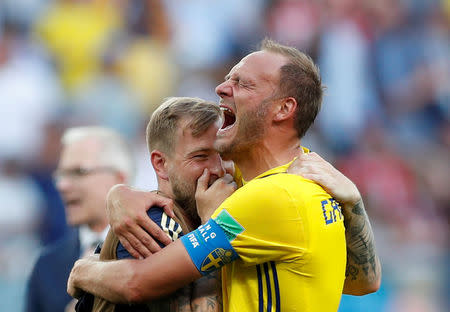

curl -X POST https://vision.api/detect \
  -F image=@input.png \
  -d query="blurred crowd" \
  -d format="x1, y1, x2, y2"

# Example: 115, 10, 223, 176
0, 0, 448, 311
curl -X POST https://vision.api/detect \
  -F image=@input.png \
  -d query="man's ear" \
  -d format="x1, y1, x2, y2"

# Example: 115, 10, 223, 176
273, 97, 297, 122
151, 150, 169, 180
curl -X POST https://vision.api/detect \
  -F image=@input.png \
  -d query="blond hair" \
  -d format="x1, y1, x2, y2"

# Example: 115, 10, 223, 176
260, 38, 324, 138
146, 97, 221, 155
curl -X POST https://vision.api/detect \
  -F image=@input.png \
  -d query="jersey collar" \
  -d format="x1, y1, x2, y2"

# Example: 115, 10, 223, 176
241, 146, 310, 185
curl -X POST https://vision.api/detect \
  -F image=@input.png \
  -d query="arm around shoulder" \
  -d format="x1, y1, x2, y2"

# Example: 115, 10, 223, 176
126, 240, 202, 302
68, 240, 202, 303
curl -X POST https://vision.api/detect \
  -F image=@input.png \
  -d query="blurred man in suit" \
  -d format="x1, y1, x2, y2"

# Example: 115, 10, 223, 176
26, 127, 134, 312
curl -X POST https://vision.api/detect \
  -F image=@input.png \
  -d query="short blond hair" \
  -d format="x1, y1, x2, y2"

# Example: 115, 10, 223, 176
146, 97, 221, 155
260, 38, 324, 139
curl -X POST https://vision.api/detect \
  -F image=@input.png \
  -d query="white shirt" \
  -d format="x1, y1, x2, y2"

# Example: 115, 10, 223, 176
79, 225, 109, 255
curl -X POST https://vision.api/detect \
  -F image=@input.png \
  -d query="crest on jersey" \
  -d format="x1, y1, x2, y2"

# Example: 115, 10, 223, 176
200, 248, 235, 273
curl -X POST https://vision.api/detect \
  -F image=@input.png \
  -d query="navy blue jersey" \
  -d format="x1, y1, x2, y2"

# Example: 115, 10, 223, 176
117, 207, 184, 260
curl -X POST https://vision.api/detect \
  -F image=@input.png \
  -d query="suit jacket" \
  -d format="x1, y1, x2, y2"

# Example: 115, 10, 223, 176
26, 228, 81, 312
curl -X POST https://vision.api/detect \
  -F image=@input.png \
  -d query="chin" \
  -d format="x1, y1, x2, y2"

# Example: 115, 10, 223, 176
66, 215, 84, 227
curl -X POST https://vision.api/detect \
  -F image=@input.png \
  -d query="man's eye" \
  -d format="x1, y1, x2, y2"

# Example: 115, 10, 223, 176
72, 168, 89, 176
193, 154, 208, 159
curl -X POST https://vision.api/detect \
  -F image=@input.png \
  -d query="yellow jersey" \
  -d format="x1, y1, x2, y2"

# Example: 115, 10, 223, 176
182, 160, 346, 312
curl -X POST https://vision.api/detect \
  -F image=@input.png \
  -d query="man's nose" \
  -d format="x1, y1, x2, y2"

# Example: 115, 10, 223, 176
215, 80, 232, 98
209, 156, 225, 178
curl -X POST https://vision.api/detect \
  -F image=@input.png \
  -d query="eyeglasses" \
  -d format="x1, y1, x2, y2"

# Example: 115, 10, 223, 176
53, 166, 117, 182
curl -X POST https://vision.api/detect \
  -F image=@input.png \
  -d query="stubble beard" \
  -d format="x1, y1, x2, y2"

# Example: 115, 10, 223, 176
217, 100, 270, 160
171, 178, 201, 227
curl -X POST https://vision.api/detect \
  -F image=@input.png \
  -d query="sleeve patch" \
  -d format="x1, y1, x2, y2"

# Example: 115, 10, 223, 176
213, 209, 245, 241
181, 219, 238, 275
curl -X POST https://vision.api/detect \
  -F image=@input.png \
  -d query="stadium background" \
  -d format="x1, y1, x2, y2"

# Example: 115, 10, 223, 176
0, 0, 448, 311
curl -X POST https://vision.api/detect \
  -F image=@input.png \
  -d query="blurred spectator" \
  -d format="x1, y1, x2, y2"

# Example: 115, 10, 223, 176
1, 0, 49, 32
337, 122, 448, 312
116, 36, 177, 115
73, 52, 143, 138
422, 5, 450, 119
114, 0, 177, 114
26, 126, 135, 312
264, 0, 322, 54
28, 118, 68, 246
338, 123, 425, 226
372, 0, 447, 150
34, 0, 122, 91
165, 0, 237, 70
0, 22, 63, 164
317, 0, 381, 154
0, 160, 44, 312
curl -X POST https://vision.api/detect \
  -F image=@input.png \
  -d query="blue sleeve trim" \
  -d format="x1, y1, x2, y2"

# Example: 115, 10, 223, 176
181, 219, 238, 275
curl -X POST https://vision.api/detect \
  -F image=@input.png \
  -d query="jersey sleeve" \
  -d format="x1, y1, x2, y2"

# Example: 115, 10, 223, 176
211, 174, 309, 265
116, 207, 184, 259
181, 174, 316, 274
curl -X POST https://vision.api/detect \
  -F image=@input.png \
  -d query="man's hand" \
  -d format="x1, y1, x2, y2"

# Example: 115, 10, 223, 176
195, 169, 237, 223
67, 255, 99, 299
107, 184, 175, 258
287, 152, 361, 206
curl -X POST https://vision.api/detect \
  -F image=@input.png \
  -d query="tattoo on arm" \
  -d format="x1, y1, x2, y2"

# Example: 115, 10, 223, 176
166, 284, 193, 312
191, 271, 222, 312
163, 272, 222, 312
342, 200, 381, 285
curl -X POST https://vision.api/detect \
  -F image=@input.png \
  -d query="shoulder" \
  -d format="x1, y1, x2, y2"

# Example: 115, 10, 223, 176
146, 206, 167, 224
116, 206, 183, 259
245, 172, 329, 200
147, 206, 184, 238
213, 173, 328, 220
229, 173, 305, 203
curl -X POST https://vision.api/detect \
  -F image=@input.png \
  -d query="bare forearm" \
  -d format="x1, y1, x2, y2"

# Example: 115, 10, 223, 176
342, 199, 381, 295
72, 240, 201, 303
72, 259, 136, 303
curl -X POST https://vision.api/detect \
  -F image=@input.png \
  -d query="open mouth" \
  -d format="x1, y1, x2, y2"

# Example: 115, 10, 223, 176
220, 107, 236, 130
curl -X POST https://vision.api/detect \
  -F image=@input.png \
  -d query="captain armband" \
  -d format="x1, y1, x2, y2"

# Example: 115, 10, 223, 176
180, 219, 238, 275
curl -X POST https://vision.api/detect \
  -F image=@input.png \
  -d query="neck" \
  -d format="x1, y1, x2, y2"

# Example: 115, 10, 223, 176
233, 136, 301, 181
87, 222, 108, 233
158, 179, 174, 201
